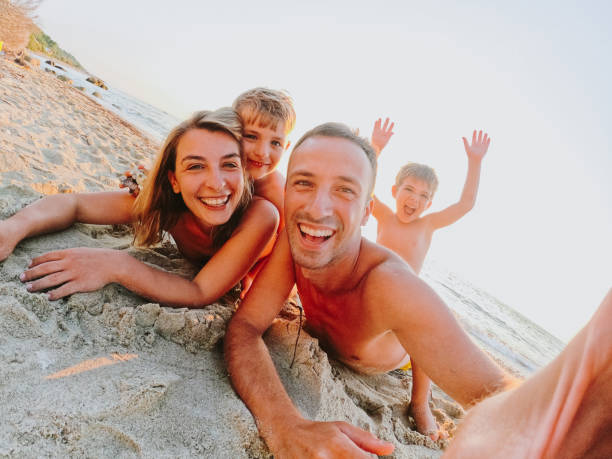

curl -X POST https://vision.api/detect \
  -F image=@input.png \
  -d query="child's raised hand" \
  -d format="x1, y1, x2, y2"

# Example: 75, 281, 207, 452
462, 130, 491, 161
371, 117, 395, 156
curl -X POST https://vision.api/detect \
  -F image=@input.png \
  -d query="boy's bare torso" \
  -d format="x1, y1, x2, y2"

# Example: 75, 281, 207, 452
295, 239, 412, 374
376, 215, 433, 274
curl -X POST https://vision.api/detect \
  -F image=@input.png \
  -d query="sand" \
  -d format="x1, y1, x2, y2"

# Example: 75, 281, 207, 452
0, 57, 463, 458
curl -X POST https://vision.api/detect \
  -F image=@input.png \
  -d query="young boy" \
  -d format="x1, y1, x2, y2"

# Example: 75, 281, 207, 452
232, 88, 296, 216
370, 118, 491, 440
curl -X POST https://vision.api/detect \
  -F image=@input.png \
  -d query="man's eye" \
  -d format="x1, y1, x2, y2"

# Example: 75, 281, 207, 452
223, 162, 239, 169
244, 134, 256, 140
340, 187, 355, 194
294, 180, 311, 187
187, 164, 204, 170
421, 194, 429, 199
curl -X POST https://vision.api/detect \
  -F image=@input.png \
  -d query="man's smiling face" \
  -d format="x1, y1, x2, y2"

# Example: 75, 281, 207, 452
285, 136, 372, 271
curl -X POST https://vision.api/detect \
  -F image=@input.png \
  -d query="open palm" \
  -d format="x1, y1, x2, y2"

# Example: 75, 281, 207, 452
462, 130, 490, 160
371, 117, 395, 155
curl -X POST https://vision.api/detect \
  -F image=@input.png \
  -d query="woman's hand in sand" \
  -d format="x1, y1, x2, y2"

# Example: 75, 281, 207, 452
462, 130, 491, 162
370, 117, 395, 156
20, 248, 119, 299
268, 419, 394, 459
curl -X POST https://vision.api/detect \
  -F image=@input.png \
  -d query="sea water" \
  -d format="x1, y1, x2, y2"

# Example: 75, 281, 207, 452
422, 259, 565, 377
31, 57, 565, 377
31, 52, 180, 143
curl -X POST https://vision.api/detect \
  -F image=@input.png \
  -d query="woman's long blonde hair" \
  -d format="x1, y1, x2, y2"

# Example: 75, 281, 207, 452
132, 108, 252, 248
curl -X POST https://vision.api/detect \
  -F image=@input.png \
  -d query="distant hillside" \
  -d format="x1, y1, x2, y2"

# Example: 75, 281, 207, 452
27, 29, 83, 70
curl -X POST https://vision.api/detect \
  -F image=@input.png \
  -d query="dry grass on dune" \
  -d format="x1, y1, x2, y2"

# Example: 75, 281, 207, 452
0, 0, 41, 56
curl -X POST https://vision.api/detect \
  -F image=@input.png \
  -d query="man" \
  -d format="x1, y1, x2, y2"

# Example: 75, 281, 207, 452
224, 123, 515, 457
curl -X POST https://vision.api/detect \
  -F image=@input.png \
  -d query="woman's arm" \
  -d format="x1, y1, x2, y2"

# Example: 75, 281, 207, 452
1, 191, 134, 261
22, 198, 280, 307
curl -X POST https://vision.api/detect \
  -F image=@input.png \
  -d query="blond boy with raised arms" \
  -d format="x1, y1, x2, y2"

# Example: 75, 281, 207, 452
370, 118, 491, 439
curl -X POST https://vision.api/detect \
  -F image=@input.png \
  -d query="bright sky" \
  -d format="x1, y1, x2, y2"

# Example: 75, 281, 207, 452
36, 0, 611, 341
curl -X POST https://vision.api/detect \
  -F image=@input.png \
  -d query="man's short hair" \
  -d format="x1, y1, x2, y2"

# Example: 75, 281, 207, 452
232, 87, 296, 134
395, 162, 439, 196
292, 122, 378, 195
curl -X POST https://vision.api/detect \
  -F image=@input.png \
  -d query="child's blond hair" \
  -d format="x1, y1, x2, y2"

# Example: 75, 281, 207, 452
395, 162, 439, 196
232, 87, 296, 134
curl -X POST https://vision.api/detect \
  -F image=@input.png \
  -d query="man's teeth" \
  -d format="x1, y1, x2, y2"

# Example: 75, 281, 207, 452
299, 224, 333, 238
200, 196, 229, 206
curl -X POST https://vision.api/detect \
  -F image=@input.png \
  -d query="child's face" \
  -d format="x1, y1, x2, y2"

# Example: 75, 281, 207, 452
392, 176, 433, 223
242, 120, 289, 180
168, 128, 245, 229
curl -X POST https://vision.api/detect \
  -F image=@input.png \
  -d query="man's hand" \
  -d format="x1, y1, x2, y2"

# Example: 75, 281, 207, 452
267, 419, 394, 459
20, 247, 119, 300
462, 130, 491, 162
370, 117, 395, 156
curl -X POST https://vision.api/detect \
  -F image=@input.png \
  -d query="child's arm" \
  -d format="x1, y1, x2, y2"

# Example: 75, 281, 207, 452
21, 198, 279, 306
253, 170, 285, 217
427, 130, 491, 230
372, 194, 395, 223
370, 118, 396, 223
370, 117, 395, 157
0, 191, 134, 262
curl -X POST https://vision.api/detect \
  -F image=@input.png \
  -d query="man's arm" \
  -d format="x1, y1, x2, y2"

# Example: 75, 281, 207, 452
446, 289, 612, 458
225, 233, 394, 458
225, 232, 302, 447
426, 130, 490, 230
0, 191, 134, 262
21, 198, 279, 306
365, 259, 516, 408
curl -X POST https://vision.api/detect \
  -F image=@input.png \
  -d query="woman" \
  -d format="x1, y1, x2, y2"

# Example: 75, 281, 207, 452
0, 108, 279, 307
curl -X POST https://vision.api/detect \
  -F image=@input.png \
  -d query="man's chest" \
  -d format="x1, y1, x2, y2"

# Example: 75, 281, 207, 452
297, 285, 385, 355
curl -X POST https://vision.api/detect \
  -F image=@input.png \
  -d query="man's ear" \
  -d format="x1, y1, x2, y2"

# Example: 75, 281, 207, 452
391, 185, 397, 198
168, 170, 180, 194
361, 196, 374, 226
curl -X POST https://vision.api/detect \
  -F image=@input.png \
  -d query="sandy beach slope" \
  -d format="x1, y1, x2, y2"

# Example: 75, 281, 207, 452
0, 57, 463, 458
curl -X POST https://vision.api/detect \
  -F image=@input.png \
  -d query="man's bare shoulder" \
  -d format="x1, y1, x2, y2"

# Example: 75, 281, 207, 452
358, 238, 417, 282
358, 238, 425, 310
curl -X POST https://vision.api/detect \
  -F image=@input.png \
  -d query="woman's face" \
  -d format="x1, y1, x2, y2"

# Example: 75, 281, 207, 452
168, 128, 245, 229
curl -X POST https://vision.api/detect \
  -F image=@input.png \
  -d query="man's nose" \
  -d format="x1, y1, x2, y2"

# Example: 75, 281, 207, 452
305, 189, 333, 219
